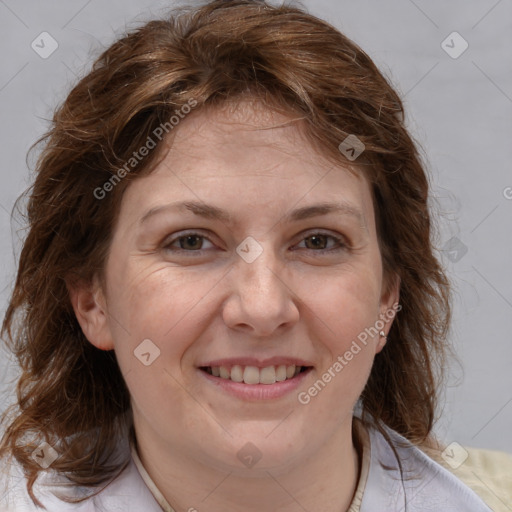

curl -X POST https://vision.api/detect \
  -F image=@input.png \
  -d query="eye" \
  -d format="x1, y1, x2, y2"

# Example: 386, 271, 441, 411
294, 232, 347, 253
163, 232, 215, 253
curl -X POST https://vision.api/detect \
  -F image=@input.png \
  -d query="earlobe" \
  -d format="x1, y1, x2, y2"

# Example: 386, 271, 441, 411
67, 275, 114, 351
375, 331, 388, 353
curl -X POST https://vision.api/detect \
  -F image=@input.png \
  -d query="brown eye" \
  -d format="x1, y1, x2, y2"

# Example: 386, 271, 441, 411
304, 234, 329, 250
163, 232, 215, 253
178, 235, 204, 250
298, 233, 346, 252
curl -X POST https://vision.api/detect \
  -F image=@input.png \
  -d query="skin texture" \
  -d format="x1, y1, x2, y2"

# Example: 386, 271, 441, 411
70, 99, 399, 512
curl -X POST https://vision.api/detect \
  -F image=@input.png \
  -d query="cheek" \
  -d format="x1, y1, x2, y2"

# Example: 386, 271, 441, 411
298, 275, 380, 419
304, 266, 382, 344
300, 266, 382, 400
108, 266, 216, 424
107, 264, 217, 365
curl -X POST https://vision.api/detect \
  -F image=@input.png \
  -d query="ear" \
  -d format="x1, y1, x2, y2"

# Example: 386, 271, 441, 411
376, 272, 401, 353
67, 275, 114, 351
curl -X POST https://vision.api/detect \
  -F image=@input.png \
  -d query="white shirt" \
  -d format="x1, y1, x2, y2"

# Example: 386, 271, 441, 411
0, 420, 496, 511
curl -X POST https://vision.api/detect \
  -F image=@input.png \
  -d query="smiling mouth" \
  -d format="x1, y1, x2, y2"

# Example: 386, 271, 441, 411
199, 365, 311, 385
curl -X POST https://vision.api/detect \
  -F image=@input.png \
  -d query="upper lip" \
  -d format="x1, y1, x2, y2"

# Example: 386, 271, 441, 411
198, 357, 314, 368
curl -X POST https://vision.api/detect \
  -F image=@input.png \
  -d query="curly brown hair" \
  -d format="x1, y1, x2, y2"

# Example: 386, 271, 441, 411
0, 0, 451, 507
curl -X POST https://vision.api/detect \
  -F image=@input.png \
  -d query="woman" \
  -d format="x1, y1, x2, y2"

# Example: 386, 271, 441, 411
0, 1, 510, 510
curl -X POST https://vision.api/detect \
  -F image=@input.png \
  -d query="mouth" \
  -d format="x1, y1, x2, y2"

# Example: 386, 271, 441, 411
199, 364, 312, 385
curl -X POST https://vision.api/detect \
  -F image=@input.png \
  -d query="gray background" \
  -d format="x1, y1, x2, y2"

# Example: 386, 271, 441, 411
0, 0, 511, 453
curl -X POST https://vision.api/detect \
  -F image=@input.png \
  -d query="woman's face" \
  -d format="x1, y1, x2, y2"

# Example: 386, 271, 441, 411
78, 100, 398, 473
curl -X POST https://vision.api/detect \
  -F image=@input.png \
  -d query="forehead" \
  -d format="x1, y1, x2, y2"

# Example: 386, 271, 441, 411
166, 99, 323, 172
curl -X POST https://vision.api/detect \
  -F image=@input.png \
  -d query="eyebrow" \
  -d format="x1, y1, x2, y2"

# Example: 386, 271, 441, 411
139, 200, 365, 226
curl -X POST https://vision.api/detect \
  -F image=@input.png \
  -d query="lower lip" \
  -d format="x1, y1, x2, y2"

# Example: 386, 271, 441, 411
198, 368, 313, 401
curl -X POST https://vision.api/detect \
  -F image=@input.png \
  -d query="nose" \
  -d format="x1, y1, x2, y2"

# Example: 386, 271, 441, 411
221, 245, 300, 337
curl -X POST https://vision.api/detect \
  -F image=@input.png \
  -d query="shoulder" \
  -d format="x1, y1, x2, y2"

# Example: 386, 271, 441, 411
426, 442, 512, 511
360, 421, 502, 512
0, 454, 162, 511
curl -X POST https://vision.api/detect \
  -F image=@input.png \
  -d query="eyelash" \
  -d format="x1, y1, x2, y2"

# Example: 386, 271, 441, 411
162, 230, 348, 256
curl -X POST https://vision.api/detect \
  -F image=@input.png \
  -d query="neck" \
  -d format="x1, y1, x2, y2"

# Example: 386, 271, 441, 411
133, 418, 360, 512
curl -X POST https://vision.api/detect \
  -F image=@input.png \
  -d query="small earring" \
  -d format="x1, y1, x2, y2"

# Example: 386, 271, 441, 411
379, 331, 387, 340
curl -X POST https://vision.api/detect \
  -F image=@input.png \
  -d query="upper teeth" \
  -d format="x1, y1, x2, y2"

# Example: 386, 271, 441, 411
207, 365, 301, 385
